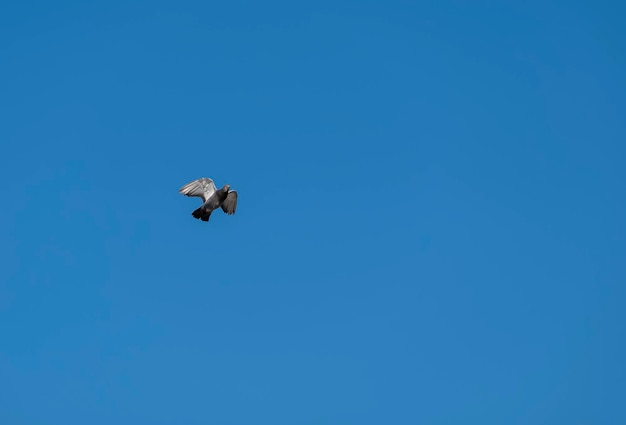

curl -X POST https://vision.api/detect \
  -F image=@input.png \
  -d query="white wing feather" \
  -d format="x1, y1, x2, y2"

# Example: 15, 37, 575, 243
178, 178, 217, 203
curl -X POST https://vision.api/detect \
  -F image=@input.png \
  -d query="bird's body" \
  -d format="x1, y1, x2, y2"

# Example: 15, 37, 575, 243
178, 177, 238, 222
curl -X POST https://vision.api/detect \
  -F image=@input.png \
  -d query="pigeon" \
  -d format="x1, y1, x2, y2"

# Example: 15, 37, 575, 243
178, 177, 238, 222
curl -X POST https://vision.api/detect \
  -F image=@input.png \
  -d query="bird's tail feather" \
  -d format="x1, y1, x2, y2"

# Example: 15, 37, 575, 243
192, 207, 211, 222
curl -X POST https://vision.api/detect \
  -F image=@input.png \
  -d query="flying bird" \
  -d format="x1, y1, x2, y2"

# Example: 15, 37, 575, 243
178, 177, 238, 222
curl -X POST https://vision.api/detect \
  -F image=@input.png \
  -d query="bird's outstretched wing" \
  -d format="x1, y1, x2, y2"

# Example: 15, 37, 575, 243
178, 178, 217, 203
221, 191, 238, 215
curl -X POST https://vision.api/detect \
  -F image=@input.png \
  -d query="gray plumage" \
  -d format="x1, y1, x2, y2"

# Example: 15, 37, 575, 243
179, 177, 238, 222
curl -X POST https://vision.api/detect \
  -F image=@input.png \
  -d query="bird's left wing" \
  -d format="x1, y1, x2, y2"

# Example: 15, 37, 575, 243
221, 191, 238, 215
178, 178, 217, 203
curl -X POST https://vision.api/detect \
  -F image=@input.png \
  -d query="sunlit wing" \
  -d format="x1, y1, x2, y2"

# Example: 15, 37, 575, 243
178, 177, 217, 203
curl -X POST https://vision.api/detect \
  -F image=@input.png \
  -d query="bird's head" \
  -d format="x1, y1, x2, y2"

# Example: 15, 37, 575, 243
223, 184, 231, 192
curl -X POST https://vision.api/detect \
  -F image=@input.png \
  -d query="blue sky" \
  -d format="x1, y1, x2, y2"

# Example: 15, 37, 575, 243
1, 0, 624, 423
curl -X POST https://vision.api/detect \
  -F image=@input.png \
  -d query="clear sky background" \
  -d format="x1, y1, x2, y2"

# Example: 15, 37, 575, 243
1, 1, 624, 423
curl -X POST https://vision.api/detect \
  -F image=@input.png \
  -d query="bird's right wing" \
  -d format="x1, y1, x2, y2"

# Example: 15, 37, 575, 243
221, 191, 238, 215
178, 178, 217, 203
